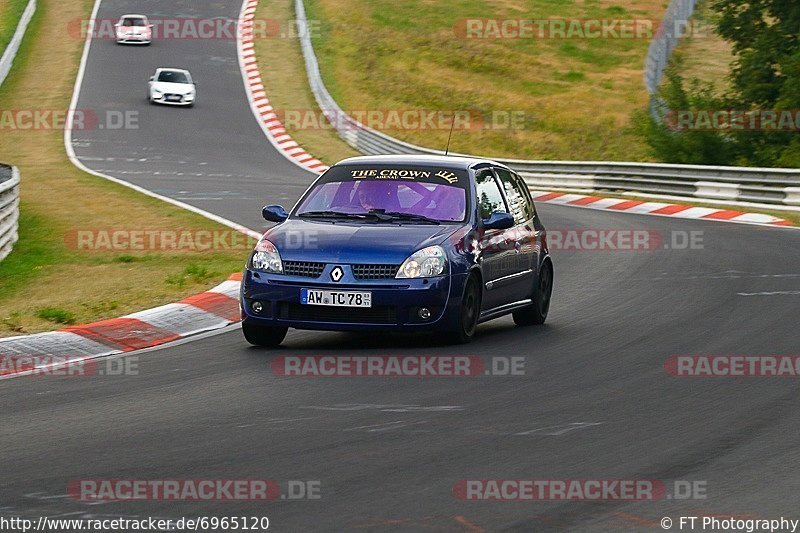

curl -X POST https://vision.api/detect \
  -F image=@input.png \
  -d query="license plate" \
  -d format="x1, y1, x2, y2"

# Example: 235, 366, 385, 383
301, 289, 372, 307
166, 95, 181, 102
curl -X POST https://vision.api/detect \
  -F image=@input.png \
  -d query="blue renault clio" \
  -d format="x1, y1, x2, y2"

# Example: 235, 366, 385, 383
240, 155, 553, 346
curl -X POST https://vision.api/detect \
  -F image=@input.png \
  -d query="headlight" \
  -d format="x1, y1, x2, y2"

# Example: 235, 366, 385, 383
396, 245, 447, 278
152, 89, 162, 96
250, 238, 283, 273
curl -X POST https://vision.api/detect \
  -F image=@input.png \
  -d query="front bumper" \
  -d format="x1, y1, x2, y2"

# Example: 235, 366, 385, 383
241, 266, 467, 332
150, 93, 194, 106
116, 35, 151, 44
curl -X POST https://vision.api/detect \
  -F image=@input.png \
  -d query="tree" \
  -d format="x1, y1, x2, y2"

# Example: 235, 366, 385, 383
640, 0, 800, 167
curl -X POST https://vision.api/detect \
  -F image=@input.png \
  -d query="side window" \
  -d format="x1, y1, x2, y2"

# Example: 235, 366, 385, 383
512, 171, 537, 219
495, 168, 533, 224
475, 170, 507, 220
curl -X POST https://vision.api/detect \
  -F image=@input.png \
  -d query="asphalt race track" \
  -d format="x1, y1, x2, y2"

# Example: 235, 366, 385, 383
2, 0, 800, 531
69, 0, 316, 230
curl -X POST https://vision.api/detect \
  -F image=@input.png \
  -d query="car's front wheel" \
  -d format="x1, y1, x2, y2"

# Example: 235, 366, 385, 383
242, 323, 288, 348
513, 259, 553, 326
446, 274, 481, 344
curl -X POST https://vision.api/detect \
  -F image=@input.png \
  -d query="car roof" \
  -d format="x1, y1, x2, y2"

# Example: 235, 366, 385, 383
334, 154, 505, 171
120, 14, 147, 19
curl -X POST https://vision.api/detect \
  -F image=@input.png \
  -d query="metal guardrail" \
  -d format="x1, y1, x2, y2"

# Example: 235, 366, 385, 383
0, 0, 37, 88
0, 164, 20, 261
294, 0, 800, 207
512, 161, 800, 207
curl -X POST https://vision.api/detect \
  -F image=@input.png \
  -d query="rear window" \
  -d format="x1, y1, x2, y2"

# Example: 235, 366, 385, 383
295, 165, 470, 222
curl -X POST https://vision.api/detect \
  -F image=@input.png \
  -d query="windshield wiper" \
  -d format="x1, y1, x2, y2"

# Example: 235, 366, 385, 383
377, 211, 441, 225
298, 210, 371, 220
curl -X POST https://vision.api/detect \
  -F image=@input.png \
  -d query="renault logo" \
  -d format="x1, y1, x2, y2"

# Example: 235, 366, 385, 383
330, 266, 344, 282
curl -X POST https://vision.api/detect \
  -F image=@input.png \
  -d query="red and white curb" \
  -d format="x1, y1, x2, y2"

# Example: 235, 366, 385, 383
0, 273, 243, 379
529, 191, 794, 228
237, 0, 328, 175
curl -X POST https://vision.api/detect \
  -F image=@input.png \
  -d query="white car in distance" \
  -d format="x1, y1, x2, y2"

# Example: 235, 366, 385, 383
115, 14, 152, 45
148, 68, 196, 107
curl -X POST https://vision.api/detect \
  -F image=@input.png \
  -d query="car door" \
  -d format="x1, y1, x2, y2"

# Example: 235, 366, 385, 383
492, 167, 538, 305
511, 169, 546, 274
474, 168, 514, 312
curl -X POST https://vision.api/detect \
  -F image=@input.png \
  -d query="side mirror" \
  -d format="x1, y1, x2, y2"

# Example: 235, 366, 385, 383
262, 205, 289, 223
149, 76, 154, 81
483, 211, 514, 230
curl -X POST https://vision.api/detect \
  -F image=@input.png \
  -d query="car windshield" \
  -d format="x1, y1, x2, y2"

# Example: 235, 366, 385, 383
157, 71, 190, 84
122, 18, 146, 27
296, 166, 468, 222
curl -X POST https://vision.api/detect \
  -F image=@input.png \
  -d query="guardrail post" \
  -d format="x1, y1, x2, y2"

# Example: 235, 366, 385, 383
0, 165, 21, 262
784, 188, 800, 207
694, 181, 740, 202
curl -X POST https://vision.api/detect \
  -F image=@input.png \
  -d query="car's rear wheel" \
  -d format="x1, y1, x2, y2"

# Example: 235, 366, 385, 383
447, 274, 481, 344
513, 259, 553, 326
242, 323, 288, 348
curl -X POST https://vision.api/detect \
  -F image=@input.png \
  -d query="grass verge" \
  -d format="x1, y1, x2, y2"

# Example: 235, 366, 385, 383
0, 0, 29, 54
0, 0, 250, 337
288, 0, 668, 162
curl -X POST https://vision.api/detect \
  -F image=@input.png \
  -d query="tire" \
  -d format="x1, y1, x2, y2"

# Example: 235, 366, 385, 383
242, 323, 288, 348
446, 274, 481, 344
513, 259, 553, 326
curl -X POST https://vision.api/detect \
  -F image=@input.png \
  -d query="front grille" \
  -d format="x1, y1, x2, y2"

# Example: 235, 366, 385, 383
279, 303, 397, 324
283, 261, 325, 278
352, 264, 400, 280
